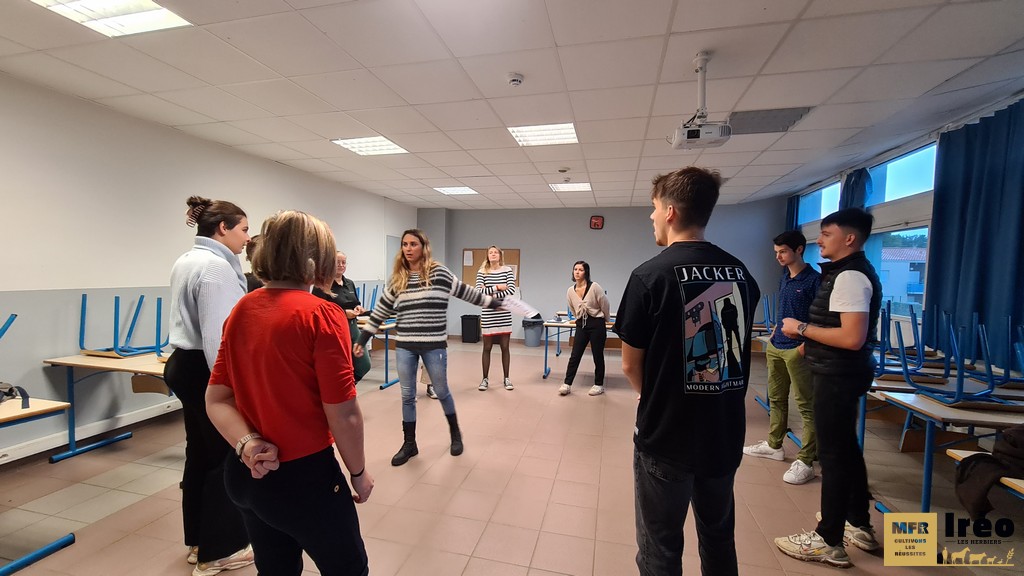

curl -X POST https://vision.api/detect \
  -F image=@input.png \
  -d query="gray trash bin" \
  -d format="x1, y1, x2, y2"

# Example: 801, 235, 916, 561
522, 317, 544, 347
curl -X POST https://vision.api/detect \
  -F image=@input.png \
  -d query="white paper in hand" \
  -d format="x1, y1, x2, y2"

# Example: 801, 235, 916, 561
500, 298, 541, 318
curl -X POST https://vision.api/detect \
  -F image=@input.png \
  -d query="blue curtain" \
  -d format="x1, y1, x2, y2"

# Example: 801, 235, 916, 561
785, 195, 800, 230
839, 168, 872, 210
924, 101, 1024, 368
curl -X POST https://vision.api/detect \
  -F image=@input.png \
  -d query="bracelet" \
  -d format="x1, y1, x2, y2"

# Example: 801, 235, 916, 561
235, 432, 262, 457
350, 467, 365, 478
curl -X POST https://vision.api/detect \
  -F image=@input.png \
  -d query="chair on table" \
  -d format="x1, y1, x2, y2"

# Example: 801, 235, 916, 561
79, 294, 168, 358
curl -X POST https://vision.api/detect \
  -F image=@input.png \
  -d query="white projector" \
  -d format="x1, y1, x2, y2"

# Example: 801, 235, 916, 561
671, 122, 731, 149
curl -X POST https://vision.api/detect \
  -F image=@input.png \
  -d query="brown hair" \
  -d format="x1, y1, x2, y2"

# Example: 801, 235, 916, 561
251, 211, 336, 288
186, 195, 246, 237
388, 229, 438, 294
245, 234, 261, 262
650, 167, 722, 229
478, 245, 505, 273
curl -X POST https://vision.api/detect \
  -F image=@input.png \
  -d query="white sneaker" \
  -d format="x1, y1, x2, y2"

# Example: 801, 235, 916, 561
503, 378, 513, 390
478, 378, 489, 391
774, 530, 851, 568
193, 544, 254, 576
558, 383, 571, 395
742, 440, 785, 461
815, 512, 881, 551
783, 460, 815, 485
187, 546, 198, 565
588, 385, 605, 396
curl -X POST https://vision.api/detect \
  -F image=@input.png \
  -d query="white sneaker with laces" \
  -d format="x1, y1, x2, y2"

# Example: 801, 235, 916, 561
815, 511, 881, 551
478, 378, 489, 391
588, 385, 605, 396
193, 544, 255, 576
187, 546, 198, 565
558, 383, 571, 395
774, 530, 851, 568
783, 460, 815, 485
503, 378, 513, 390
742, 440, 785, 461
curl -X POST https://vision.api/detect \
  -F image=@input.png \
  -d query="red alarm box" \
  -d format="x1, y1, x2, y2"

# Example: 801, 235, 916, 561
590, 215, 604, 230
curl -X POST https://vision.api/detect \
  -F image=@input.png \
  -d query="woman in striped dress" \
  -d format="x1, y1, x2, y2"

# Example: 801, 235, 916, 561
475, 246, 516, 391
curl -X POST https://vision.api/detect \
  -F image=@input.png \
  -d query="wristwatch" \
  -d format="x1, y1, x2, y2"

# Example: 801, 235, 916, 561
797, 322, 809, 336
235, 432, 262, 457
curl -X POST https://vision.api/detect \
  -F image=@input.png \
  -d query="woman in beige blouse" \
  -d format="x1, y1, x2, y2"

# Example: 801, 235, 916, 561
559, 260, 610, 396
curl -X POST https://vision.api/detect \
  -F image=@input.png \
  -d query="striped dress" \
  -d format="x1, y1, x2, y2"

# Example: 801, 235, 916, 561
476, 266, 516, 336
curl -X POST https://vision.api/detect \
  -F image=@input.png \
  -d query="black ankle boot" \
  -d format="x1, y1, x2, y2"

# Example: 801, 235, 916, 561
392, 421, 418, 466
446, 413, 463, 456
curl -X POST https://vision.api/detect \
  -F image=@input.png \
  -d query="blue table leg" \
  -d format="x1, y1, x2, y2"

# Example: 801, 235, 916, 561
378, 328, 399, 390
543, 325, 551, 379
48, 367, 132, 463
0, 533, 75, 575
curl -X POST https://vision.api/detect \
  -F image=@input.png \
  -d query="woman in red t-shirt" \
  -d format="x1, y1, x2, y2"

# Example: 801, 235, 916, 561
207, 210, 372, 576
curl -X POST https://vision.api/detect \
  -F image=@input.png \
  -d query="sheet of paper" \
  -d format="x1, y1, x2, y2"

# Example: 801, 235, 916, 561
500, 298, 540, 318
463, 250, 473, 266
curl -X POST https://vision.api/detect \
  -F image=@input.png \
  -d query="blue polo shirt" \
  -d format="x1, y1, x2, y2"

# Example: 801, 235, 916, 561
771, 264, 821, 350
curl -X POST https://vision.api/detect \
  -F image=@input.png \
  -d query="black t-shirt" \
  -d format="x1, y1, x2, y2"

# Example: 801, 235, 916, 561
331, 277, 361, 310
614, 241, 760, 476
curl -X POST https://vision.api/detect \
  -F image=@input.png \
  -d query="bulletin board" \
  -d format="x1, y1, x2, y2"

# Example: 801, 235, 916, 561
462, 248, 521, 287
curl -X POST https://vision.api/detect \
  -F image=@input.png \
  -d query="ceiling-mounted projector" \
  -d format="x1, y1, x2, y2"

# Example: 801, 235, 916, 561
668, 51, 731, 150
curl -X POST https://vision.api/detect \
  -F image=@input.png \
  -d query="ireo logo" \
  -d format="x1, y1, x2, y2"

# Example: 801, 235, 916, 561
883, 513, 1016, 567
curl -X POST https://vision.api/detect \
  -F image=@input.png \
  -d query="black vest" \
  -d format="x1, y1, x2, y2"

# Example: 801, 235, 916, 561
804, 251, 882, 376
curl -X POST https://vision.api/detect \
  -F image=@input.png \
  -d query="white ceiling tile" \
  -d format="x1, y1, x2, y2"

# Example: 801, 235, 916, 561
222, 79, 334, 115
880, 1, 1024, 63
303, 0, 450, 67
736, 69, 860, 109
47, 41, 206, 92
419, 177, 462, 187
701, 133, 785, 153
639, 155, 706, 171
396, 167, 450, 179
443, 165, 493, 178
373, 60, 482, 104
460, 48, 566, 98
523, 144, 584, 162
589, 171, 637, 183
415, 101, 503, 131
671, 0, 806, 32
500, 174, 547, 186
725, 176, 780, 187
284, 139, 355, 157
228, 118, 322, 142
388, 131, 461, 152
471, 185, 515, 195
534, 162, 587, 177
177, 123, 267, 146
770, 128, 859, 150
548, 0, 674, 45
0, 52, 138, 99
287, 112, 376, 139
793, 100, 912, 130
470, 148, 531, 164
123, 28, 277, 85
159, 0, 292, 24
291, 70, 407, 110
281, 158, 341, 172
692, 151, 760, 167
417, 0, 553, 57
417, 150, 478, 166
285, 0, 355, 8
348, 106, 438, 134
156, 87, 271, 121
587, 158, 641, 172
652, 77, 751, 117
582, 141, 644, 160
931, 50, 1024, 95
489, 93, 574, 126
96, 94, 214, 126
486, 163, 538, 176
458, 176, 505, 187
733, 164, 800, 178
446, 128, 519, 150
763, 9, 933, 74
318, 169, 361, 181
569, 85, 656, 121
346, 163, 407, 180
829, 60, 979, 103
750, 149, 827, 165
559, 37, 664, 91
661, 24, 788, 82
0, 37, 30, 58
373, 156, 430, 169
0, 2, 103, 49
574, 118, 648, 143
235, 142, 310, 161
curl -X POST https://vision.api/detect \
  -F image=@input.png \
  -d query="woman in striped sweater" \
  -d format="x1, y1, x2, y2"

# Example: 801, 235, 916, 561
475, 246, 516, 391
354, 229, 501, 466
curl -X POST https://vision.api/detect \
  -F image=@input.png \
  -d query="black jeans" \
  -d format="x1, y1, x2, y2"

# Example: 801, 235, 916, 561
813, 371, 873, 546
564, 317, 606, 386
164, 348, 249, 562
634, 448, 738, 576
224, 447, 368, 576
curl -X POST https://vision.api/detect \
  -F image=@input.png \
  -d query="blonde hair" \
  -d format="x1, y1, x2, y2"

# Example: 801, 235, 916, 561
388, 229, 438, 294
478, 245, 505, 273
252, 211, 336, 289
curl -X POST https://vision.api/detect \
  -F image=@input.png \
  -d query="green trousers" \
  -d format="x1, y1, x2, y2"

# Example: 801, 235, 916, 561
766, 342, 816, 464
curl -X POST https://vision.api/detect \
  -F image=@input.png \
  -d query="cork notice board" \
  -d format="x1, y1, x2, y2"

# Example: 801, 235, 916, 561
462, 248, 520, 287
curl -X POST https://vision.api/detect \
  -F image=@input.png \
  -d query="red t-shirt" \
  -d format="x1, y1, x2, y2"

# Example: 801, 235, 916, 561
210, 288, 356, 462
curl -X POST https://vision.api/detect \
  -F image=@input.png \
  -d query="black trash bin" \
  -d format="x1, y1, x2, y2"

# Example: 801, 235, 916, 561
461, 314, 481, 343
522, 317, 544, 347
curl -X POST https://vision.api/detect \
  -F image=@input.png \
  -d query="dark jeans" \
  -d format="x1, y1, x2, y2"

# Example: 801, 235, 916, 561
164, 348, 249, 562
634, 448, 738, 576
224, 447, 368, 576
564, 317, 606, 386
813, 371, 873, 546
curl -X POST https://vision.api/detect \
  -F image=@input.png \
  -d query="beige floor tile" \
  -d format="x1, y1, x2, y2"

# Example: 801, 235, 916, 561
491, 493, 549, 530
88, 493, 178, 536
531, 531, 594, 576
473, 523, 539, 566
54, 489, 146, 523
461, 467, 513, 494
2, 477, 76, 509
0, 508, 49, 539
362, 537, 412, 576
523, 441, 564, 461
395, 548, 469, 576
354, 501, 391, 535
0, 516, 83, 562
541, 503, 597, 539
595, 507, 635, 546
549, 480, 599, 509
443, 488, 499, 522
69, 533, 178, 576
462, 556, 529, 576
132, 446, 185, 469
503, 474, 555, 502
365, 507, 439, 546
394, 482, 457, 514
515, 456, 560, 479
416, 514, 486, 556
593, 540, 638, 576
19, 484, 110, 516
81, 463, 162, 489
555, 459, 601, 485
117, 467, 182, 496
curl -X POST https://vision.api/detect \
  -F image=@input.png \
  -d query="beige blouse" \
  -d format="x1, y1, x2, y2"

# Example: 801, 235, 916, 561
566, 281, 610, 322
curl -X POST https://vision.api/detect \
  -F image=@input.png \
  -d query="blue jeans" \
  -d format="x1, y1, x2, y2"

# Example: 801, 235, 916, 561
634, 448, 738, 576
396, 347, 455, 422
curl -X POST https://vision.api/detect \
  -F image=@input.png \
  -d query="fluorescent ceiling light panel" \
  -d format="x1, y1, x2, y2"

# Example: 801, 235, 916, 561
330, 136, 408, 156
434, 187, 478, 195
507, 123, 578, 146
32, 0, 192, 37
549, 182, 591, 192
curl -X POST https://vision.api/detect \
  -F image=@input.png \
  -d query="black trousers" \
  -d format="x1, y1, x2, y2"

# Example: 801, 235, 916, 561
564, 317, 606, 386
164, 348, 249, 562
813, 371, 873, 546
224, 447, 369, 576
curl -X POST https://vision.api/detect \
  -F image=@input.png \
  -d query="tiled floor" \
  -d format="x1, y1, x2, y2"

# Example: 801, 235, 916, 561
1, 340, 1021, 575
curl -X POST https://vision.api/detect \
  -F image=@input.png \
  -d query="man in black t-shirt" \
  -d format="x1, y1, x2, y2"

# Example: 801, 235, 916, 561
614, 167, 760, 576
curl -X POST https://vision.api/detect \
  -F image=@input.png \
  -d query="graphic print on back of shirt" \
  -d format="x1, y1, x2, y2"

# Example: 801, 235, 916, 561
677, 264, 751, 394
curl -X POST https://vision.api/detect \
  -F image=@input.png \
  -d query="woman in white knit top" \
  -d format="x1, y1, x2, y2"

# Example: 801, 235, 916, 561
475, 246, 516, 391
560, 260, 610, 397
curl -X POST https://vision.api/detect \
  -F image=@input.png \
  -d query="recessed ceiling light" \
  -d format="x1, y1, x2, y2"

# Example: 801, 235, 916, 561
434, 187, 478, 195
32, 0, 192, 37
330, 136, 408, 156
507, 123, 578, 146
549, 182, 591, 192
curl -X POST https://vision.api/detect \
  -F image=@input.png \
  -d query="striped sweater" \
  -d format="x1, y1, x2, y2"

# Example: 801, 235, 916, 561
476, 267, 516, 336
360, 265, 492, 350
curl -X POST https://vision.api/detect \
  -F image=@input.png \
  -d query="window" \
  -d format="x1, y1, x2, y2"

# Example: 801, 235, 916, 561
864, 226, 929, 316
866, 144, 936, 206
803, 243, 821, 272
797, 182, 840, 225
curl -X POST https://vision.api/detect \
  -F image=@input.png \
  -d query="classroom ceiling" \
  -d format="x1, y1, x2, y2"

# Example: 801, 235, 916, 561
2, 0, 1023, 209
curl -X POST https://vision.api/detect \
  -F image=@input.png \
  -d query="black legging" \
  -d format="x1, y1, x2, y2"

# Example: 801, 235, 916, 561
482, 334, 511, 378
563, 317, 606, 386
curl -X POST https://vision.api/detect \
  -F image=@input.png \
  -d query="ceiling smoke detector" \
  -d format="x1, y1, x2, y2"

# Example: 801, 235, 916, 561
507, 72, 524, 87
